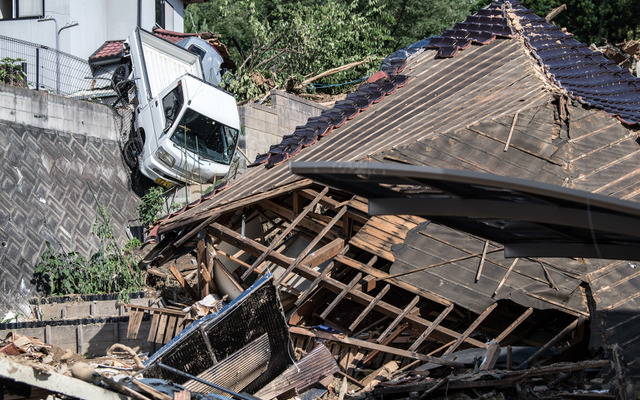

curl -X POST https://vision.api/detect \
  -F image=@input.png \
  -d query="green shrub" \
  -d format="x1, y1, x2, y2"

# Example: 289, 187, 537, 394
138, 186, 165, 226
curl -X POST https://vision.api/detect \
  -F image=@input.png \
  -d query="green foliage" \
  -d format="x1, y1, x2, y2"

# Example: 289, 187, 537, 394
32, 185, 146, 299
187, 0, 391, 101
138, 186, 165, 226
523, 0, 639, 44
125, 237, 143, 251
0, 57, 27, 86
32, 243, 145, 298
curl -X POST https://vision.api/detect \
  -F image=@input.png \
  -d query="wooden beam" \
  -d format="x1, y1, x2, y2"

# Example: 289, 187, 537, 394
289, 326, 466, 368
520, 317, 584, 368
408, 304, 454, 352
444, 302, 498, 355
475, 240, 490, 282
320, 272, 363, 319
493, 258, 519, 297
383, 248, 503, 280
242, 187, 329, 280
348, 284, 390, 332
276, 206, 348, 285
169, 262, 199, 301
208, 223, 295, 268
377, 296, 420, 344
364, 323, 408, 365
294, 245, 349, 308
158, 179, 312, 234
300, 238, 345, 268
260, 199, 339, 241
208, 222, 483, 347
495, 307, 533, 344
480, 341, 501, 370
336, 254, 452, 307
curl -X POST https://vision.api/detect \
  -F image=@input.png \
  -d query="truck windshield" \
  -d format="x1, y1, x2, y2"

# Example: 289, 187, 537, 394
170, 108, 239, 165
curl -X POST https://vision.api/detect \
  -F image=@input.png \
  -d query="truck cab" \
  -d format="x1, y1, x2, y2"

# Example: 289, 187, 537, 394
122, 28, 240, 188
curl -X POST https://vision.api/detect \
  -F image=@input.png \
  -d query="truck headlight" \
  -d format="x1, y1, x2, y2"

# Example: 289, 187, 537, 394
156, 147, 175, 167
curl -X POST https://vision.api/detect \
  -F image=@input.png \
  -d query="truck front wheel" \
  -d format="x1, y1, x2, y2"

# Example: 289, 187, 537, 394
123, 131, 144, 169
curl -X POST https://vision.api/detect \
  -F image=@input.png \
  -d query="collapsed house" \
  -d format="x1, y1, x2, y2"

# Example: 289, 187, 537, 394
3, 0, 640, 398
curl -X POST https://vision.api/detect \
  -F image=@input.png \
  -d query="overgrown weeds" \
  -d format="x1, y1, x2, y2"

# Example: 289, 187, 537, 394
31, 184, 146, 301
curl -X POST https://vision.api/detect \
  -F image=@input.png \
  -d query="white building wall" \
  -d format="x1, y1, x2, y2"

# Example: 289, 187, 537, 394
0, 0, 186, 60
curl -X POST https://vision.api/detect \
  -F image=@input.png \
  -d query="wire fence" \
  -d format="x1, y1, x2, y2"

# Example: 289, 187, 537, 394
0, 34, 114, 103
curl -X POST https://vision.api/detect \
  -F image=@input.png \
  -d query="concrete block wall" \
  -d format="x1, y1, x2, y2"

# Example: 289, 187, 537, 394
239, 90, 328, 162
0, 84, 140, 315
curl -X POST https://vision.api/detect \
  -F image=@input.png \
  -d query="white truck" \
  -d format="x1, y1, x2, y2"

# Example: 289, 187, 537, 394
116, 28, 240, 188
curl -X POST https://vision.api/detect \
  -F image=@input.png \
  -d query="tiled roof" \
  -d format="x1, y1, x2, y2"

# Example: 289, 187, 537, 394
151, 28, 198, 44
88, 29, 199, 62
89, 40, 125, 61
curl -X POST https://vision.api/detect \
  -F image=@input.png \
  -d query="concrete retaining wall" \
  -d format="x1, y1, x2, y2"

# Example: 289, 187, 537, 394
0, 84, 140, 315
239, 90, 327, 162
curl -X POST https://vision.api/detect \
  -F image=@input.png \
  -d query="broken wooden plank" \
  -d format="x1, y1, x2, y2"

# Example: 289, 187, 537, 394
126, 308, 144, 339
475, 240, 490, 282
335, 254, 452, 307
364, 323, 409, 365
290, 326, 466, 368
242, 187, 329, 280
169, 262, 199, 301
495, 307, 533, 344
520, 317, 584, 368
377, 296, 420, 344
383, 248, 504, 280
293, 246, 347, 308
479, 341, 501, 370
349, 284, 391, 332
320, 272, 363, 319
493, 257, 519, 297
276, 205, 348, 285
300, 238, 345, 268
444, 302, 498, 355
408, 303, 454, 352
209, 223, 483, 347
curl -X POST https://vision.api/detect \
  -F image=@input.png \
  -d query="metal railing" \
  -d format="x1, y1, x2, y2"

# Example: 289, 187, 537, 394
0, 34, 114, 102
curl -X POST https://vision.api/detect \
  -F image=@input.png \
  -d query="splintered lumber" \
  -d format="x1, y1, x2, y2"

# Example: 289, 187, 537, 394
495, 307, 533, 344
294, 245, 349, 308
276, 205, 348, 285
364, 323, 408, 365
479, 341, 501, 370
520, 317, 584, 368
475, 240, 490, 282
377, 296, 420, 343
300, 238, 345, 268
360, 361, 399, 391
409, 304, 454, 352
169, 262, 199, 301
289, 326, 466, 368
444, 302, 498, 355
126, 308, 145, 339
493, 258, 519, 297
349, 284, 391, 331
132, 379, 172, 400
242, 187, 329, 280
335, 254, 452, 307
320, 272, 363, 319
210, 222, 483, 347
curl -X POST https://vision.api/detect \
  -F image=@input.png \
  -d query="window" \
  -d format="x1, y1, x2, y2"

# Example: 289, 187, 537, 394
155, 0, 174, 30
0, 0, 44, 20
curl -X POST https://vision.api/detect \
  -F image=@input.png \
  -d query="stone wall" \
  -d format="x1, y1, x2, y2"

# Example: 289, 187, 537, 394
239, 90, 328, 162
0, 85, 139, 315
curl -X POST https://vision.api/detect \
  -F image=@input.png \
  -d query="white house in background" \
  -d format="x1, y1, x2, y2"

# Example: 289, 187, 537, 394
0, 0, 205, 60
